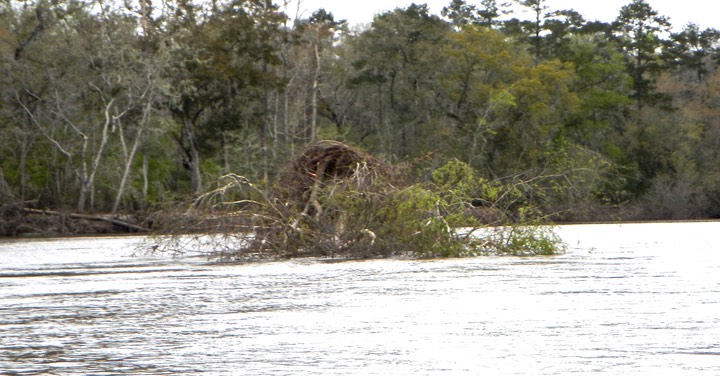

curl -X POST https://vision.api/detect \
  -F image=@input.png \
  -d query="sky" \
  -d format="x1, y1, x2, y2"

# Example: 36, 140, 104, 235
282, 0, 718, 31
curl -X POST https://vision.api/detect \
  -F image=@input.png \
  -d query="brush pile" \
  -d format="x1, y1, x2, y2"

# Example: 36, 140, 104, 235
146, 141, 566, 260
281, 140, 385, 201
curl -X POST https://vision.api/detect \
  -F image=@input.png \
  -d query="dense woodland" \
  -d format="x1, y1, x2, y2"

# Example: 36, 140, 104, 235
2, 0, 720, 225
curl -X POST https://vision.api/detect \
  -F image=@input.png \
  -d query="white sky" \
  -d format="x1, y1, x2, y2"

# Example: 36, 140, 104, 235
283, 0, 718, 31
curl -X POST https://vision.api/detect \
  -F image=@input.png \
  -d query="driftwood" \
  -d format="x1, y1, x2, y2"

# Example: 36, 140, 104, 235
22, 208, 149, 233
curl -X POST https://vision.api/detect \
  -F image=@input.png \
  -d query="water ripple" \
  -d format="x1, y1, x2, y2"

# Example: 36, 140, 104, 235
2, 223, 720, 374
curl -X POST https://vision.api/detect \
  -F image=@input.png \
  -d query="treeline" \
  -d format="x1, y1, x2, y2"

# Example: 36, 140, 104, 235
2, 0, 720, 221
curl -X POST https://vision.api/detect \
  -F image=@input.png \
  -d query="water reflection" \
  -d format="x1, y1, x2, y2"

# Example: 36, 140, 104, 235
2, 223, 720, 374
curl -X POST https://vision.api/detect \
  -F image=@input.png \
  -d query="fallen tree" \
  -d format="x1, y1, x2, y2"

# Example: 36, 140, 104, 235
22, 208, 150, 232
146, 140, 566, 260
0, 203, 149, 237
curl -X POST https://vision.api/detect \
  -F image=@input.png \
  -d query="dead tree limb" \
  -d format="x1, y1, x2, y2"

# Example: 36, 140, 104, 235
22, 208, 150, 233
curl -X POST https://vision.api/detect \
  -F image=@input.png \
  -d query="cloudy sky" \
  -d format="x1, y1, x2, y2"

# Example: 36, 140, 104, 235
282, 0, 718, 31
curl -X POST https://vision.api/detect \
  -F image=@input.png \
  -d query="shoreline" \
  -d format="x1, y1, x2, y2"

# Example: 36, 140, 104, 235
3, 216, 720, 240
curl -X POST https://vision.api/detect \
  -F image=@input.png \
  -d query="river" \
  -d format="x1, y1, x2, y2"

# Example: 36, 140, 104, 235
1, 222, 719, 375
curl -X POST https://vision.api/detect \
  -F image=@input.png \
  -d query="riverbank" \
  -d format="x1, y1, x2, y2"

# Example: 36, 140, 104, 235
0, 204, 150, 237
3, 202, 718, 239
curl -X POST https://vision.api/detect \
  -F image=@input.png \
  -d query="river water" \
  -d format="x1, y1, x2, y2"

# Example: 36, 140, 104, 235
1, 222, 719, 375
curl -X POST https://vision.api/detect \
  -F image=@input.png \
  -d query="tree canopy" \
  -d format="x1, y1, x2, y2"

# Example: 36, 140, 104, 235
2, 0, 720, 223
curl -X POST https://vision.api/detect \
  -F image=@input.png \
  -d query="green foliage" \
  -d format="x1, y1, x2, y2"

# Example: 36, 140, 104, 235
318, 159, 567, 258
375, 184, 462, 258
343, 5, 453, 157
149, 158, 566, 260
431, 158, 484, 197
613, 0, 672, 109
3, 0, 720, 223
325, 176, 564, 258
478, 225, 567, 256
665, 23, 720, 82
562, 34, 631, 151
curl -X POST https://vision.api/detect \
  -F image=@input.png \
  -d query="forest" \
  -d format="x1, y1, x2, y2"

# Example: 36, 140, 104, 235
2, 0, 720, 233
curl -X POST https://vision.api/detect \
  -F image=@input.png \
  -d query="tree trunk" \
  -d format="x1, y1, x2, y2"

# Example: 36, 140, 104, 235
78, 97, 114, 212
112, 127, 143, 214
113, 99, 152, 214
142, 150, 149, 209
0, 168, 12, 199
310, 43, 321, 142
184, 118, 203, 194
18, 133, 29, 201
